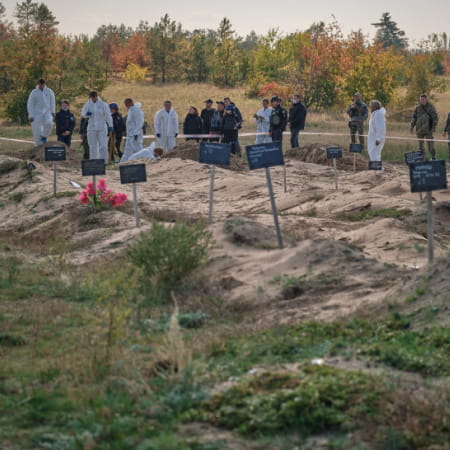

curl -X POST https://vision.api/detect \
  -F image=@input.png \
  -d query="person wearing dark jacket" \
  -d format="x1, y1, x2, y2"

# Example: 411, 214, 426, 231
443, 111, 450, 161
183, 106, 203, 141
270, 96, 288, 145
288, 94, 307, 148
222, 105, 242, 155
223, 97, 243, 123
200, 99, 216, 137
210, 101, 225, 142
109, 103, 125, 161
55, 100, 75, 147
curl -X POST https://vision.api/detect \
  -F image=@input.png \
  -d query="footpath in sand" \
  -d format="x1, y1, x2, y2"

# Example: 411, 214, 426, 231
0, 142, 449, 326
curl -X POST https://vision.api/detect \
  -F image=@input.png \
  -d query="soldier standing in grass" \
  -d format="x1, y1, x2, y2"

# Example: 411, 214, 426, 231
410, 94, 438, 160
346, 92, 368, 146
442, 111, 450, 161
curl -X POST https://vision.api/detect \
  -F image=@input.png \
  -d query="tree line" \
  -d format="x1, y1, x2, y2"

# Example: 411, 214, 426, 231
0, 2, 449, 123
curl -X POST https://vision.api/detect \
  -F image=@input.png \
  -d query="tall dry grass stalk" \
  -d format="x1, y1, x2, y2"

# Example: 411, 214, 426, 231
153, 293, 192, 380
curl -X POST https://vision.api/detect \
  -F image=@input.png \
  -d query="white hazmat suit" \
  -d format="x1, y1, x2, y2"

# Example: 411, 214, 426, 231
255, 106, 272, 144
27, 85, 56, 146
154, 107, 179, 152
367, 108, 386, 162
120, 103, 145, 162
81, 97, 113, 164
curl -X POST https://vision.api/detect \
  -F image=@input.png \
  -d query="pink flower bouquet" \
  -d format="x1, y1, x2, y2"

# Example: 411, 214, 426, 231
79, 179, 128, 209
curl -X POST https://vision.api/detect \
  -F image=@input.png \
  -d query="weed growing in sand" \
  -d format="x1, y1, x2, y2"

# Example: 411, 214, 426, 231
336, 207, 412, 222
128, 221, 212, 301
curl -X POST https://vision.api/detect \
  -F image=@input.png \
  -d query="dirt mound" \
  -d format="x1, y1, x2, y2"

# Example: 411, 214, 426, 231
164, 141, 247, 171
13, 142, 82, 165
286, 143, 368, 171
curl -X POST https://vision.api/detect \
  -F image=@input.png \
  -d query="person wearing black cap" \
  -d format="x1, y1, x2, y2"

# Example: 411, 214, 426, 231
222, 104, 242, 156
270, 96, 288, 145
288, 94, 307, 148
109, 102, 125, 161
200, 99, 216, 139
223, 97, 243, 123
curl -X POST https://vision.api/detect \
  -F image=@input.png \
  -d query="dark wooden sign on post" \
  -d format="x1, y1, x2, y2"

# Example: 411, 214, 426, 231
199, 142, 231, 225
409, 160, 447, 263
120, 164, 147, 228
349, 143, 363, 171
81, 159, 106, 193
81, 159, 106, 176
246, 142, 284, 249
326, 147, 342, 190
404, 151, 424, 165
368, 161, 383, 171
45, 146, 66, 196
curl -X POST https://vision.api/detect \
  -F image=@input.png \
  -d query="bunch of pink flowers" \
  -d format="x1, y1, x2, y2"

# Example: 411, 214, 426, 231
79, 179, 128, 208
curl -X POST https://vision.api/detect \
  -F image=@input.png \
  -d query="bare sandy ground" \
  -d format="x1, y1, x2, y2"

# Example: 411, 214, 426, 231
0, 142, 449, 325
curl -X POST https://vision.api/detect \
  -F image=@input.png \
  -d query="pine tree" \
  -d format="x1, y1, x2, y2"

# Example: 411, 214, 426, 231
372, 12, 408, 49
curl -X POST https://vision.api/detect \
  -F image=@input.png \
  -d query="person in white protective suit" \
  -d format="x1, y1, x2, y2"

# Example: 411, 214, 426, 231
367, 100, 386, 162
27, 78, 56, 146
154, 100, 179, 152
81, 91, 113, 164
120, 98, 145, 162
254, 98, 272, 144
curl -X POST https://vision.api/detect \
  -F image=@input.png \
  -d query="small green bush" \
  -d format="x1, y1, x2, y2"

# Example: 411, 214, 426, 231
128, 222, 212, 288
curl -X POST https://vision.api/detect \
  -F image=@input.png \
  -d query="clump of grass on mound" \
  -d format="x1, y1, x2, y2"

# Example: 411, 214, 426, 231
200, 365, 383, 437
127, 221, 212, 303
335, 207, 412, 222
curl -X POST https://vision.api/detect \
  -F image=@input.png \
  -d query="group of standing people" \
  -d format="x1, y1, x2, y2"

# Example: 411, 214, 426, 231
347, 92, 450, 162
26, 78, 450, 165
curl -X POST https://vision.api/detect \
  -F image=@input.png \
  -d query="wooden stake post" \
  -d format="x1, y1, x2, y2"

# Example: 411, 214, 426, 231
119, 164, 147, 228
326, 147, 342, 190
409, 160, 447, 263
45, 146, 66, 196
349, 143, 363, 172
198, 142, 231, 225
246, 142, 285, 249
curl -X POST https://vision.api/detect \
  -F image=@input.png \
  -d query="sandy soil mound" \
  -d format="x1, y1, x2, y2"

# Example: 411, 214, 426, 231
286, 143, 368, 171
0, 143, 448, 328
164, 141, 247, 171
11, 142, 82, 165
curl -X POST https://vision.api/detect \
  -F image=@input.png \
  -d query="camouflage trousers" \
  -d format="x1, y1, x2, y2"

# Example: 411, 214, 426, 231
416, 132, 436, 158
349, 121, 364, 145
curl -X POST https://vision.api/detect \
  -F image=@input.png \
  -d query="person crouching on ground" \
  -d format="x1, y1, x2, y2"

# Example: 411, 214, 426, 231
120, 98, 145, 162
367, 100, 386, 162
81, 91, 114, 164
183, 106, 203, 142
55, 100, 75, 148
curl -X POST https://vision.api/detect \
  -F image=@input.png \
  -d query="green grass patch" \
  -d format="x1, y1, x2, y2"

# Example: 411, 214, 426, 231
335, 207, 412, 222
200, 365, 383, 437
205, 319, 450, 379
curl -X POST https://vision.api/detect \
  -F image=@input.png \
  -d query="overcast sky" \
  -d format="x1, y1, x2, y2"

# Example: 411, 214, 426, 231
2, 0, 449, 45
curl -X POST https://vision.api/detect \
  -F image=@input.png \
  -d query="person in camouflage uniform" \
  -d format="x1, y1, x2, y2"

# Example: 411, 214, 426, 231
270, 96, 288, 145
442, 111, 450, 161
346, 93, 368, 145
79, 116, 90, 159
410, 94, 438, 159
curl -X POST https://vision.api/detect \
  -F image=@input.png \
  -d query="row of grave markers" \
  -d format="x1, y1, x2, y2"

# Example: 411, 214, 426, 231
45, 142, 447, 263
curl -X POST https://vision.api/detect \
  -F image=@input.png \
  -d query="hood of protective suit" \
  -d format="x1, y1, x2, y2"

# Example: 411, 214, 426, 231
134, 102, 142, 109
